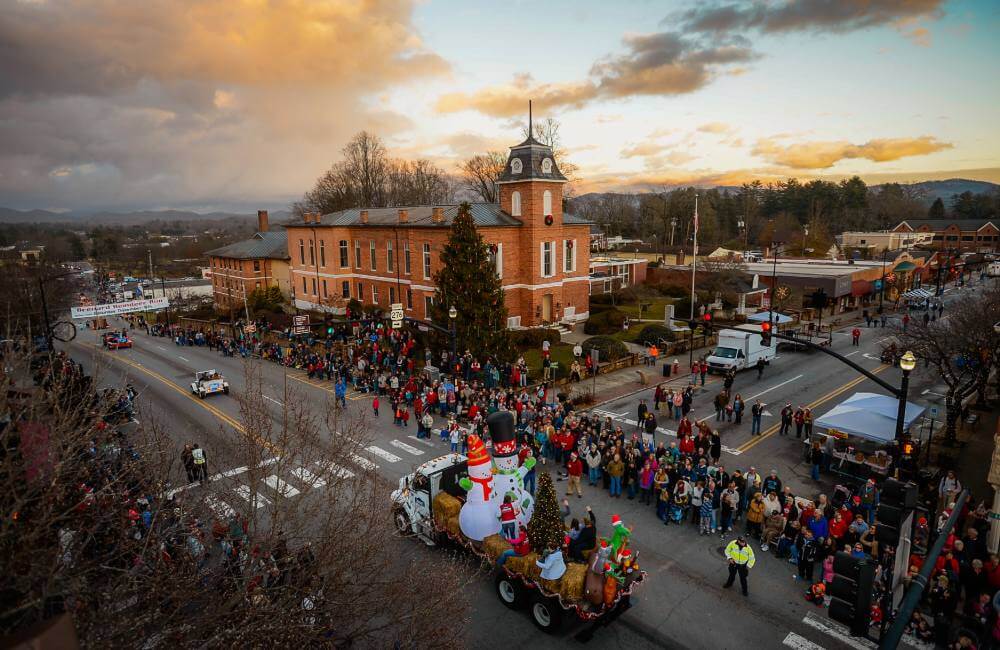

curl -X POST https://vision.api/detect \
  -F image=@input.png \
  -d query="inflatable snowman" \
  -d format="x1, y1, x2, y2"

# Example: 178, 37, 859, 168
458, 434, 501, 541
486, 411, 534, 529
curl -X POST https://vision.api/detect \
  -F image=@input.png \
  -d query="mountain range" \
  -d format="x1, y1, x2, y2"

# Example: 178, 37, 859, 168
0, 179, 996, 225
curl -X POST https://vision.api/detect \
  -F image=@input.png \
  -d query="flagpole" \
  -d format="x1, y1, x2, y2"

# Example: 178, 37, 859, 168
690, 192, 698, 319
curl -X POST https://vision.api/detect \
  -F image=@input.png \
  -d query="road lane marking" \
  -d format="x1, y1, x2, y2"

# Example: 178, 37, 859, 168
263, 475, 300, 497
801, 612, 873, 650
93, 350, 280, 454
845, 350, 859, 357
157, 345, 166, 351
365, 445, 402, 463
177, 355, 189, 362
234, 485, 270, 508
408, 435, 436, 447
349, 452, 378, 471
204, 495, 235, 519
263, 396, 283, 406
291, 466, 328, 486
313, 461, 354, 480
746, 374, 804, 401
737, 364, 889, 453
390, 439, 424, 456
220, 465, 249, 478
782, 632, 825, 650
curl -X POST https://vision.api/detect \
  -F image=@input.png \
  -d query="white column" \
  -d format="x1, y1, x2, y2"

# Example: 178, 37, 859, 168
990, 486, 1000, 555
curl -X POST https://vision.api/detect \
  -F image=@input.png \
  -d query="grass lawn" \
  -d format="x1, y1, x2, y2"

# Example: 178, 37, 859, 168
616, 297, 676, 320
522, 342, 575, 380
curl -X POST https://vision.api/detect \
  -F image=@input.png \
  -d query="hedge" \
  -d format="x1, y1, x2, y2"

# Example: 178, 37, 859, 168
581, 336, 628, 362
637, 324, 675, 346
583, 308, 626, 335
511, 328, 563, 349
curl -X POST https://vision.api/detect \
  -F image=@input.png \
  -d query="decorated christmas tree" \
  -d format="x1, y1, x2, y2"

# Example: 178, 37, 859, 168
527, 473, 564, 553
430, 203, 514, 362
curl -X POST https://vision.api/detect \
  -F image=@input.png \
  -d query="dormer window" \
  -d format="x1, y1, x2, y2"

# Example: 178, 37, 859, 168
510, 158, 522, 174
541, 158, 552, 174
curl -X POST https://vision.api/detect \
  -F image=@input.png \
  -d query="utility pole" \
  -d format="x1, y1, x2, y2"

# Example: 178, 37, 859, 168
690, 192, 698, 320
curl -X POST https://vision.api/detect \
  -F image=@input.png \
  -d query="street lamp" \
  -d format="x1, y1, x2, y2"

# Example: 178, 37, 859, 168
448, 305, 457, 364
670, 217, 678, 247
895, 350, 917, 442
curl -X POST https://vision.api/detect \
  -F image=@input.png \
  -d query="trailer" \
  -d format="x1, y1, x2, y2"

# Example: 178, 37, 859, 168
391, 453, 644, 637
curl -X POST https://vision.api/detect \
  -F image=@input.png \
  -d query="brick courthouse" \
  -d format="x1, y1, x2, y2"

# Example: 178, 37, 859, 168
280, 127, 593, 328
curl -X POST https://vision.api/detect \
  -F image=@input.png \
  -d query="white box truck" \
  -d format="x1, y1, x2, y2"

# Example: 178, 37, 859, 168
706, 326, 776, 373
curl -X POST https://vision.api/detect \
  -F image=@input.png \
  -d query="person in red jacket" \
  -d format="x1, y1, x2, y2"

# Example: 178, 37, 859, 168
851, 327, 861, 346
828, 511, 849, 543
566, 452, 584, 498
677, 415, 693, 437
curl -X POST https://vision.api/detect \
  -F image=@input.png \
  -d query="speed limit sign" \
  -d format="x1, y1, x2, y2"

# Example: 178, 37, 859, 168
390, 303, 404, 329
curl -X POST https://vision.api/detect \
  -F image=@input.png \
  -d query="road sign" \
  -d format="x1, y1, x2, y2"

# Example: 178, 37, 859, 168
390, 303, 404, 329
929, 406, 939, 417
292, 314, 309, 335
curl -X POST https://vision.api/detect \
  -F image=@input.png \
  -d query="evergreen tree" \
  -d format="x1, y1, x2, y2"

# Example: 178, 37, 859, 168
527, 473, 564, 553
430, 203, 513, 361
928, 197, 946, 219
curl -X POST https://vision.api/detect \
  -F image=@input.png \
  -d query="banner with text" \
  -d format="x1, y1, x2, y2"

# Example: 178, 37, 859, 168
71, 297, 170, 319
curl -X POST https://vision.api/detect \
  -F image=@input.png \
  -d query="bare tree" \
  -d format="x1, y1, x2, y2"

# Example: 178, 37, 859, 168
459, 151, 506, 203
0, 352, 471, 647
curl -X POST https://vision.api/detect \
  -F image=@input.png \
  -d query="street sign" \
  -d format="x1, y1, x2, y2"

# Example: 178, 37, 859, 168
390, 302, 404, 329
292, 314, 309, 335
929, 406, 939, 418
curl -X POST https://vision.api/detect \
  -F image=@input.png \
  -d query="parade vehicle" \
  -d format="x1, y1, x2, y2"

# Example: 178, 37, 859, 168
190, 369, 229, 398
705, 326, 775, 373
391, 412, 644, 638
102, 333, 132, 349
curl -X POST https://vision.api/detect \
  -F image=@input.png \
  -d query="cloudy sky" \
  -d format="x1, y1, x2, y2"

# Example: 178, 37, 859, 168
1, 0, 997, 212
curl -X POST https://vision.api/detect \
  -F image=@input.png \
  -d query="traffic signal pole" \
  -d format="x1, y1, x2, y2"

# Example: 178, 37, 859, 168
879, 490, 969, 649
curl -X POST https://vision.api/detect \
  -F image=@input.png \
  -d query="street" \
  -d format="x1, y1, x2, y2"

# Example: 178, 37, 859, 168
63, 293, 973, 650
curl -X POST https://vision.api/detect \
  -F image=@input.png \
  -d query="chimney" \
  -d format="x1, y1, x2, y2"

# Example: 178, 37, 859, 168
257, 210, 269, 232
432, 207, 444, 223
398, 209, 408, 224
360, 210, 369, 225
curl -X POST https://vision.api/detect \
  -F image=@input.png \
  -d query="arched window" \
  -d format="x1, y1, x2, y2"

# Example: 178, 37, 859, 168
543, 190, 552, 216
511, 191, 522, 217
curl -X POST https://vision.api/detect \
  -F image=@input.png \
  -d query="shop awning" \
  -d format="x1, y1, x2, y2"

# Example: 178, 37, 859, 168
893, 261, 917, 272
902, 288, 934, 300
815, 392, 925, 443
851, 280, 872, 297
746, 311, 794, 324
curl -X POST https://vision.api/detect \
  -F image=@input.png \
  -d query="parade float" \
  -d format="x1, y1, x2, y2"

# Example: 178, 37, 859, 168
391, 411, 645, 636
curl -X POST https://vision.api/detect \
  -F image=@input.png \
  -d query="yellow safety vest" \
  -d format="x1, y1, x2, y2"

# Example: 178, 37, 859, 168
724, 540, 756, 568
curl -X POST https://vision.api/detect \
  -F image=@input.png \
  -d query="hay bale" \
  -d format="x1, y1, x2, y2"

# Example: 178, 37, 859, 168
539, 577, 562, 594
558, 562, 588, 603
482, 534, 511, 562
446, 514, 462, 538
434, 492, 462, 518
505, 551, 538, 578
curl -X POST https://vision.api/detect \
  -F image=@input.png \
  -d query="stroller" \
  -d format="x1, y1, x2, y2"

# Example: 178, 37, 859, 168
667, 501, 688, 524
831, 484, 852, 511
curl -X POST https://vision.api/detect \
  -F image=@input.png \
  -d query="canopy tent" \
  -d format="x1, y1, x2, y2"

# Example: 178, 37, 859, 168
893, 261, 917, 272
746, 311, 794, 324
902, 288, 934, 300
814, 392, 925, 444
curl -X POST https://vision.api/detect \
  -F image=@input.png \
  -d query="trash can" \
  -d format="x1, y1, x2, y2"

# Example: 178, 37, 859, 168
662, 363, 671, 377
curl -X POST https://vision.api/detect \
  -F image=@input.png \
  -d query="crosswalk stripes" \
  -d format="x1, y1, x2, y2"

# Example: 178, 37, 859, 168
349, 452, 379, 471
204, 495, 235, 519
365, 445, 402, 463
801, 612, 874, 650
290, 466, 327, 487
314, 460, 355, 479
407, 435, 436, 448
234, 485, 271, 508
782, 632, 825, 650
263, 474, 301, 498
390, 439, 424, 456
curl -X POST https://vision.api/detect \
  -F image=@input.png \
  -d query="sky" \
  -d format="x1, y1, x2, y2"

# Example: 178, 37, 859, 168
0, 0, 998, 212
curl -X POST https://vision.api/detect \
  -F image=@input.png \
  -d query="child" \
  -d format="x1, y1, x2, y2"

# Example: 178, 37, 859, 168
699, 489, 714, 535
372, 396, 379, 417
804, 582, 825, 606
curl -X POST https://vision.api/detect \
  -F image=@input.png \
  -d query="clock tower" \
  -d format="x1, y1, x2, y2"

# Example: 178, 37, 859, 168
497, 102, 568, 229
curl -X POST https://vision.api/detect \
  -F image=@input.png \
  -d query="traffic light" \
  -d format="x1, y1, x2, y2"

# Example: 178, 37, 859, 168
810, 289, 828, 311
760, 321, 772, 347
688, 319, 697, 331
702, 312, 712, 334
875, 478, 918, 548
828, 551, 875, 636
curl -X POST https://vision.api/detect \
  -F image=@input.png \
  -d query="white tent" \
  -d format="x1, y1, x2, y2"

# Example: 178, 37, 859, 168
814, 392, 925, 444
902, 288, 934, 300
746, 311, 794, 325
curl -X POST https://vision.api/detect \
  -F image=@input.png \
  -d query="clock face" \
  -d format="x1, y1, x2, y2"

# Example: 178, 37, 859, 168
541, 157, 552, 174
511, 158, 522, 174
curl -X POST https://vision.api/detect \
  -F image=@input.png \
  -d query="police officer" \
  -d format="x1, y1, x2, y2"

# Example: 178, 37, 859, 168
723, 535, 756, 596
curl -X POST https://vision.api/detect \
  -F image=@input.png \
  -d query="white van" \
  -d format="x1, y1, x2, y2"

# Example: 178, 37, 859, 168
706, 326, 777, 373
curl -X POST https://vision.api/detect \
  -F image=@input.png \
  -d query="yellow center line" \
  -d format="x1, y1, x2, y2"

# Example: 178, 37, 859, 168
736, 364, 890, 453
98, 349, 280, 454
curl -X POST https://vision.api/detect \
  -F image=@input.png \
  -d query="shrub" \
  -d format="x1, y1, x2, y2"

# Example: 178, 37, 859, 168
583, 308, 626, 335
654, 283, 689, 298
581, 336, 628, 362
511, 328, 563, 349
637, 324, 675, 346
589, 293, 615, 306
